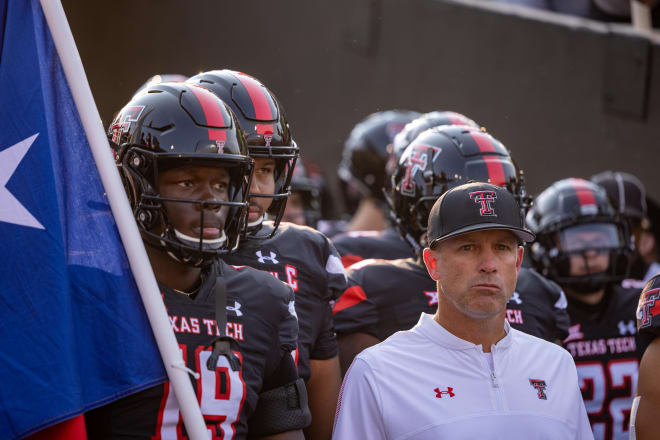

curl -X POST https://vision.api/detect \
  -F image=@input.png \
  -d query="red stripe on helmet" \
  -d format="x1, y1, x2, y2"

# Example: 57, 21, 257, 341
256, 123, 274, 135
188, 85, 228, 145
470, 131, 496, 153
234, 72, 274, 121
569, 178, 597, 206
448, 112, 470, 127
483, 158, 507, 186
470, 131, 506, 186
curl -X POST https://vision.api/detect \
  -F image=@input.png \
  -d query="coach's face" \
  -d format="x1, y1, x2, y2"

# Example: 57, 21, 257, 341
423, 229, 523, 320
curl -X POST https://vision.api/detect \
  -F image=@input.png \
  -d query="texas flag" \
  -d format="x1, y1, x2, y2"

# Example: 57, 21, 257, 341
0, 1, 167, 438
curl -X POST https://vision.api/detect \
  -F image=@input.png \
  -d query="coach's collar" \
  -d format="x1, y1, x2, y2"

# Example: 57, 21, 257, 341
415, 313, 513, 352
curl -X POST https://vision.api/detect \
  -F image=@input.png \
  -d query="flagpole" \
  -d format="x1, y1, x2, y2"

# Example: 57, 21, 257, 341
38, 1, 208, 438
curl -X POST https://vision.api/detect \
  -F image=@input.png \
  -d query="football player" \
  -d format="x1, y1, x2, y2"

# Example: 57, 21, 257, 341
333, 125, 570, 374
281, 159, 322, 228
187, 70, 347, 440
331, 110, 419, 266
527, 177, 642, 440
332, 110, 480, 267
85, 82, 309, 438
630, 274, 660, 440
591, 170, 660, 284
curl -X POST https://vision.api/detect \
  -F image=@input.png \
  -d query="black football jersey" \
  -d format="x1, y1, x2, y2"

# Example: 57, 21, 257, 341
332, 227, 414, 267
85, 260, 298, 439
333, 259, 569, 342
562, 285, 643, 440
221, 221, 347, 382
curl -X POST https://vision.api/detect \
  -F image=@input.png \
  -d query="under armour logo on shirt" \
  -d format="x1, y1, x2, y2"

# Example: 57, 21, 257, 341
256, 250, 278, 264
226, 301, 243, 317
617, 320, 636, 336
508, 291, 522, 305
434, 387, 455, 398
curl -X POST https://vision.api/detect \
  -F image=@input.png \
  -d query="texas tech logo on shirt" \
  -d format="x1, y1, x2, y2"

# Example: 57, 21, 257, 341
529, 379, 547, 400
638, 287, 660, 329
469, 190, 497, 216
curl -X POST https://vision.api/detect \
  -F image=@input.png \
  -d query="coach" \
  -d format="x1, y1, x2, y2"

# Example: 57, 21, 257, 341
332, 182, 593, 440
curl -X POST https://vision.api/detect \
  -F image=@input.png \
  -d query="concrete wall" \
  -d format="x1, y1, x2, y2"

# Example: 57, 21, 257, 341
63, 0, 660, 207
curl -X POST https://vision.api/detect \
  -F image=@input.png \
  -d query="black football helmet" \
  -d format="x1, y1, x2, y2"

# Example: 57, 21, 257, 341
187, 70, 298, 235
387, 110, 480, 177
338, 110, 421, 214
390, 125, 526, 253
526, 178, 633, 293
109, 82, 253, 266
287, 159, 323, 227
132, 73, 188, 98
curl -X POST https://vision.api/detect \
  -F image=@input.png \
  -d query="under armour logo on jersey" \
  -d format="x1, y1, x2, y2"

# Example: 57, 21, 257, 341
434, 387, 455, 398
469, 190, 497, 216
638, 288, 660, 329
529, 379, 547, 400
617, 320, 636, 335
226, 301, 243, 317
563, 323, 584, 343
256, 250, 278, 264
508, 291, 522, 305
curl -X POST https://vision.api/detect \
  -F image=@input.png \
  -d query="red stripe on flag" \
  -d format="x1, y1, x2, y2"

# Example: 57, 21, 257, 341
234, 73, 274, 120
187, 86, 227, 144
25, 415, 87, 440
483, 158, 507, 186
470, 131, 496, 153
569, 178, 596, 206
332, 286, 367, 315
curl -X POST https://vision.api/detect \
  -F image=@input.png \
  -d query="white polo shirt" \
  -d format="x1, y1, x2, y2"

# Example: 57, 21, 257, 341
332, 313, 593, 440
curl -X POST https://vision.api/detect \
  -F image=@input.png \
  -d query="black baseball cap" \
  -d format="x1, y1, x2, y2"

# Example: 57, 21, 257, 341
427, 182, 535, 248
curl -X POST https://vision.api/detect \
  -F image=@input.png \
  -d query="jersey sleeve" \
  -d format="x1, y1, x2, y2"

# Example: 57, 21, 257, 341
550, 285, 570, 342
324, 239, 348, 301
278, 282, 299, 353
332, 357, 387, 440
310, 302, 339, 360
332, 265, 379, 338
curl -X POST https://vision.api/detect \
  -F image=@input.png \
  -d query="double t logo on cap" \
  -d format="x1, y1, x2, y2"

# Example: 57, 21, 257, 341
469, 190, 497, 217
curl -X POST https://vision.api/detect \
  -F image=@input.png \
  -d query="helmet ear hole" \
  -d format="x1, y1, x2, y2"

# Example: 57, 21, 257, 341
136, 208, 158, 231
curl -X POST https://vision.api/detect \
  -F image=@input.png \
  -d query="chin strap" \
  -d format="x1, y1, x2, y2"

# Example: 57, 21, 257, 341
206, 264, 241, 372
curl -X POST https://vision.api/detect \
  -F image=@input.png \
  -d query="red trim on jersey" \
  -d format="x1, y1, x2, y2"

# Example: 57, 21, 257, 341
333, 286, 367, 315
569, 178, 597, 206
187, 85, 228, 145
341, 254, 364, 268
234, 73, 273, 120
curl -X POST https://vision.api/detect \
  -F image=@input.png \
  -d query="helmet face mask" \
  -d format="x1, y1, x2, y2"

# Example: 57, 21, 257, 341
186, 70, 298, 238
527, 178, 633, 293
110, 83, 253, 266
389, 125, 525, 255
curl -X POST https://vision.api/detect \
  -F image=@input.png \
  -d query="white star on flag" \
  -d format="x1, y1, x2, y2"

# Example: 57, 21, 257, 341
0, 134, 44, 229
